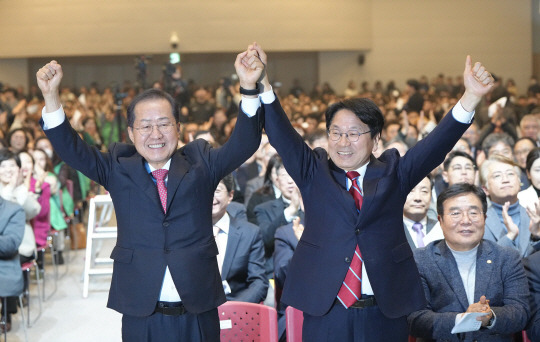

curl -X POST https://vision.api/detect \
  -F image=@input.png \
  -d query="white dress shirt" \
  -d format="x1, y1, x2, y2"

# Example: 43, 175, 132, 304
213, 213, 230, 274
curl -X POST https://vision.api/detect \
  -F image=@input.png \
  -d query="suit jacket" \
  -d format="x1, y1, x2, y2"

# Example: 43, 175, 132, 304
263, 97, 469, 318
484, 205, 537, 258
404, 217, 438, 250
220, 217, 268, 303
524, 250, 540, 341
227, 201, 247, 222
0, 197, 25, 297
254, 197, 304, 277
408, 240, 530, 342
42, 106, 263, 316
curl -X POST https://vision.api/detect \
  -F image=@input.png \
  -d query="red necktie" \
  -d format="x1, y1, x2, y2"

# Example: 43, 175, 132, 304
152, 169, 168, 213
336, 171, 363, 308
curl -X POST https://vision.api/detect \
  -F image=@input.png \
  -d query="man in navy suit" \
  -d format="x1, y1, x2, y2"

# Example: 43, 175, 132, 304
247, 42, 495, 341
524, 250, 540, 340
408, 183, 529, 341
36, 47, 265, 342
213, 174, 268, 303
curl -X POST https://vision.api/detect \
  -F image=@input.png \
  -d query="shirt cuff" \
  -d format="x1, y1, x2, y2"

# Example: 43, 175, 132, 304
260, 88, 276, 104
240, 97, 261, 118
452, 100, 475, 124
41, 105, 66, 130
486, 309, 496, 329
283, 210, 296, 223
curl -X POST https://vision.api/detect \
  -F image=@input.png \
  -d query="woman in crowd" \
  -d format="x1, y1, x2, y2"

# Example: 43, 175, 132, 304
518, 147, 540, 209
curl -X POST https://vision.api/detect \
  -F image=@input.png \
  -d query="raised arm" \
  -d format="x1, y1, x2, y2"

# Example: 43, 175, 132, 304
460, 55, 495, 112
36, 60, 63, 113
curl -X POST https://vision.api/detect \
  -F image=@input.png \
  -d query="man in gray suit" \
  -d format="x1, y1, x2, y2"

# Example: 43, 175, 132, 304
408, 183, 529, 341
480, 155, 540, 257
403, 176, 437, 249
213, 174, 268, 303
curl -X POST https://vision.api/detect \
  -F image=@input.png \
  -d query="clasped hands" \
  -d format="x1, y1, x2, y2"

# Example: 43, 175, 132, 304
465, 295, 493, 327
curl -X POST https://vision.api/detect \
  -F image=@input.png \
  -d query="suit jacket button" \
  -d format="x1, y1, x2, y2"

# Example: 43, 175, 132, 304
163, 222, 170, 227
345, 257, 351, 263
355, 229, 360, 235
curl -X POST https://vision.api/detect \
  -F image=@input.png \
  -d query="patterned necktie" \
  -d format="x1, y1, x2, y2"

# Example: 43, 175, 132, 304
152, 169, 168, 213
412, 222, 425, 248
337, 171, 364, 308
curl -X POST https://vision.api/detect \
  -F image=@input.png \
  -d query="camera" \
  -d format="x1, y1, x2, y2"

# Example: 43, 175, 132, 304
170, 32, 179, 49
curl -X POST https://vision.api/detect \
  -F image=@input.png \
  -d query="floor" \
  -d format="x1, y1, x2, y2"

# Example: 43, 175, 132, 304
4, 244, 122, 342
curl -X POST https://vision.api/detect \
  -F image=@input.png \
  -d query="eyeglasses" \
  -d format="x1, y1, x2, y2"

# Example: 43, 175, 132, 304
327, 129, 371, 142
134, 123, 175, 136
445, 209, 483, 222
490, 170, 517, 181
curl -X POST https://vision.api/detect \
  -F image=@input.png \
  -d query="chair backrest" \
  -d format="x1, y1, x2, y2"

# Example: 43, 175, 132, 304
285, 306, 303, 342
218, 301, 278, 342
408, 336, 417, 342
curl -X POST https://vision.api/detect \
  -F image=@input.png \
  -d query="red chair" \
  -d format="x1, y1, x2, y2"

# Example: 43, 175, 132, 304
285, 306, 303, 342
523, 330, 531, 342
218, 301, 278, 342
408, 336, 417, 342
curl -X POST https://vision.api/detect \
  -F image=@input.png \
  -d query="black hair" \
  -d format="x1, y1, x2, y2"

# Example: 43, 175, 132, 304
0, 148, 21, 167
526, 147, 540, 173
220, 173, 235, 193
443, 151, 477, 171
325, 98, 384, 139
436, 183, 487, 216
126, 88, 179, 127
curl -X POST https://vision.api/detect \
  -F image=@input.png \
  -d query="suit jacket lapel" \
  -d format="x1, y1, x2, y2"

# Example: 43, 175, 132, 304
119, 153, 159, 205
474, 241, 494, 301
426, 217, 438, 235
517, 207, 531, 257
403, 223, 416, 249
221, 218, 242, 280
434, 242, 470, 311
165, 149, 191, 213
358, 156, 383, 226
485, 206, 506, 240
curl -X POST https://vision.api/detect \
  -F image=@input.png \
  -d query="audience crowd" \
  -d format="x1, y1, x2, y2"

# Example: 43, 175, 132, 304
2, 68, 540, 340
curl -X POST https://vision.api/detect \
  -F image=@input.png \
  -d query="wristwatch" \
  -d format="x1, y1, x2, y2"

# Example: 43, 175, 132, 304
239, 84, 260, 96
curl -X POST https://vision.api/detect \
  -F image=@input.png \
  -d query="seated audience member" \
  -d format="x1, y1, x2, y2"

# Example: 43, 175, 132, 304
384, 138, 409, 157
246, 154, 282, 223
403, 176, 437, 249
519, 114, 540, 145
518, 147, 540, 209
481, 132, 515, 161
425, 151, 479, 245
408, 184, 530, 341
236, 135, 270, 201
244, 139, 276, 206
524, 250, 540, 341
0, 196, 25, 333
514, 137, 537, 190
212, 174, 268, 303
481, 155, 540, 257
274, 216, 304, 342
0, 149, 40, 264
254, 164, 303, 278
304, 128, 328, 151
462, 122, 481, 159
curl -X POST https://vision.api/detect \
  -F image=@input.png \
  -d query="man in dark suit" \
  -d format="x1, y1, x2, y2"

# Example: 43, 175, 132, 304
274, 217, 303, 340
213, 174, 268, 303
408, 184, 529, 341
249, 42, 495, 341
254, 164, 304, 277
36, 48, 265, 342
524, 250, 540, 341
403, 176, 437, 249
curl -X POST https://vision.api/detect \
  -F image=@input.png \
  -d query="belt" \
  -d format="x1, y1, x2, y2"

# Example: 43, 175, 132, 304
335, 296, 377, 309
154, 301, 187, 316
